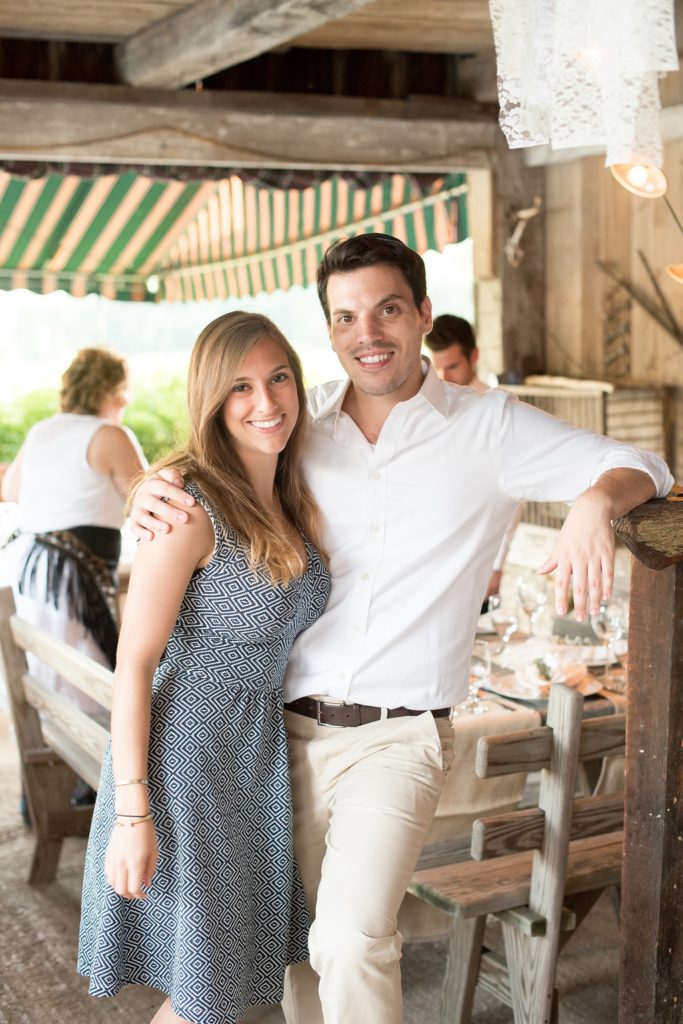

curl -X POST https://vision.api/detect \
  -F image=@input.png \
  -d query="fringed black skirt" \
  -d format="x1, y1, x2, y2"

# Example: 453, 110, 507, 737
16, 525, 121, 668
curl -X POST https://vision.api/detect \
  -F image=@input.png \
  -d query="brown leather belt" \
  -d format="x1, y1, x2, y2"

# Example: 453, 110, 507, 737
285, 696, 451, 728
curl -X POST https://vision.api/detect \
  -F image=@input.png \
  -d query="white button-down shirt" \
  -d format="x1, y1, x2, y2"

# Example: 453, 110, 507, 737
283, 362, 673, 709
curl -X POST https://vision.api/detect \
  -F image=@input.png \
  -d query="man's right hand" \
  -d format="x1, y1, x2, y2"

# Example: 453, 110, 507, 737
130, 467, 194, 541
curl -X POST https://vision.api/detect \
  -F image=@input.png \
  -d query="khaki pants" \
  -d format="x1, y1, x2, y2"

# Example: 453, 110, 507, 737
281, 708, 454, 1024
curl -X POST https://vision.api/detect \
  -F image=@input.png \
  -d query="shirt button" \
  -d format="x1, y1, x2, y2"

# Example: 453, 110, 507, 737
370, 524, 380, 533
372, 471, 381, 480
353, 624, 361, 632
361, 572, 370, 581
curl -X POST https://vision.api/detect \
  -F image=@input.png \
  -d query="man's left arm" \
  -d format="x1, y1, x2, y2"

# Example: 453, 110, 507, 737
495, 395, 674, 621
538, 468, 656, 621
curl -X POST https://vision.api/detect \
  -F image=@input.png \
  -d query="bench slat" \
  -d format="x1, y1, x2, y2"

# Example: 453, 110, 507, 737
414, 836, 472, 871
11, 614, 113, 711
476, 715, 626, 778
23, 674, 109, 781
475, 726, 552, 777
41, 720, 103, 791
408, 831, 623, 919
471, 793, 624, 860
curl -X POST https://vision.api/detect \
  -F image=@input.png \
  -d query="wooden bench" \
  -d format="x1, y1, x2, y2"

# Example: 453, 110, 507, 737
408, 683, 625, 1024
0, 586, 111, 884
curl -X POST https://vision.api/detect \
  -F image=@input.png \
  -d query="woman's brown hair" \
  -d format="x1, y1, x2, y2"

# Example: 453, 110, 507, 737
151, 311, 325, 585
60, 348, 128, 415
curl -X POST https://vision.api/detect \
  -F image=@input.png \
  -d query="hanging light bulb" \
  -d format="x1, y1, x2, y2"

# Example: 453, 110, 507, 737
610, 163, 668, 198
610, 163, 682, 285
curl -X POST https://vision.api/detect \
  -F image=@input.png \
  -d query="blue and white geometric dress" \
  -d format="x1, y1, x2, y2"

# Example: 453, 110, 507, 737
77, 484, 331, 1024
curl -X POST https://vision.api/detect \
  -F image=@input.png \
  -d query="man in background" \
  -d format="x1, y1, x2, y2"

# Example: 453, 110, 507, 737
424, 313, 488, 392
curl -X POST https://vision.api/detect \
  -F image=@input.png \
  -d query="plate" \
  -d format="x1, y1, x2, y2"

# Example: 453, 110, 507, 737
482, 672, 603, 704
482, 674, 549, 705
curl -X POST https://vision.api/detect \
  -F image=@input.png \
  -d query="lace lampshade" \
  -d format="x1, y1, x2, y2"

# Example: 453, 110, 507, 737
488, 0, 679, 168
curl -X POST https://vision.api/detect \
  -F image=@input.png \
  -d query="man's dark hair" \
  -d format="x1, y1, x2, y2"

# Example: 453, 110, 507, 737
424, 314, 477, 358
316, 233, 427, 323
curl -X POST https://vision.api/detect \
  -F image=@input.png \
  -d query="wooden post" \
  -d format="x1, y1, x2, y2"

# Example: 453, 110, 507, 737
496, 140, 546, 380
614, 499, 683, 1024
470, 136, 546, 382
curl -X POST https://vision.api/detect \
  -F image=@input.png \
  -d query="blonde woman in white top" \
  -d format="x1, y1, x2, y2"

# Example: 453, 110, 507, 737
1, 348, 146, 712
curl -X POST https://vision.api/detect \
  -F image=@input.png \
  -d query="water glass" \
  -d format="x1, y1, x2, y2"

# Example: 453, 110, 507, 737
487, 595, 518, 653
455, 639, 491, 715
516, 574, 548, 635
590, 598, 626, 686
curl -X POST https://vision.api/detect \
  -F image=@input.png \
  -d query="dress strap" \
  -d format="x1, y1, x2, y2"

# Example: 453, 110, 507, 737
183, 479, 238, 558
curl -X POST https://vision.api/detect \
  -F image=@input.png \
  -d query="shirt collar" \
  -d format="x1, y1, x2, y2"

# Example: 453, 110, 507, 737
418, 357, 449, 419
311, 357, 448, 425
310, 376, 350, 424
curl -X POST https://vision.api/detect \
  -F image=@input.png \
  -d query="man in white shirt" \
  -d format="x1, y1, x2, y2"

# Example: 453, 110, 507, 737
132, 234, 672, 1024
424, 313, 522, 601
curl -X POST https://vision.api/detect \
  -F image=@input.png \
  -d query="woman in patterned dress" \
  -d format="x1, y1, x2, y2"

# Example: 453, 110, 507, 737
77, 312, 331, 1024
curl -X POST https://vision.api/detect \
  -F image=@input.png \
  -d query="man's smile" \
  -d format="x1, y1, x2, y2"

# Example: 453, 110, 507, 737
356, 351, 394, 368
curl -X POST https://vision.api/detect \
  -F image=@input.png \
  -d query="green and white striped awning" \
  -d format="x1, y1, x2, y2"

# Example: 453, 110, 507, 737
0, 169, 467, 302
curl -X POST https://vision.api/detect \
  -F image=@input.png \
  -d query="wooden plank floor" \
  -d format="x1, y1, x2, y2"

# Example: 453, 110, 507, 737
0, 714, 619, 1023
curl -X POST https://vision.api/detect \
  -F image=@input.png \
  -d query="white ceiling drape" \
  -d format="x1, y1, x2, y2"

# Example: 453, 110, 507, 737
488, 0, 679, 168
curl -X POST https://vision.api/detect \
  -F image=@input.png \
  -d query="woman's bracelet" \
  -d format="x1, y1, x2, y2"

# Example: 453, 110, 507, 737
114, 777, 149, 788
115, 812, 151, 818
115, 813, 153, 828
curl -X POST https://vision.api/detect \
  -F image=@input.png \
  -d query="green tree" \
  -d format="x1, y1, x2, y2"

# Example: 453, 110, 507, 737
0, 376, 189, 465
0, 389, 58, 462
125, 375, 190, 464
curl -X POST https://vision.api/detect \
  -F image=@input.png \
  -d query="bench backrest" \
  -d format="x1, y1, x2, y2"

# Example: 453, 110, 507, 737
472, 683, 625, 930
0, 586, 111, 791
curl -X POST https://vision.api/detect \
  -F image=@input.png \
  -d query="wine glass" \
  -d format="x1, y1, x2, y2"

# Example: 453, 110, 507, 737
516, 575, 548, 636
590, 598, 626, 686
455, 639, 491, 715
487, 595, 518, 654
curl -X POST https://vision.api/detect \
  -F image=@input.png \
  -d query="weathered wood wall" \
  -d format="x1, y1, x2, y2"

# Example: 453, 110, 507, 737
545, 128, 683, 479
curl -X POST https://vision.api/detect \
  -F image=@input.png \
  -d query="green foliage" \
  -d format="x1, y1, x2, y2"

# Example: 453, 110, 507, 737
0, 375, 189, 466
124, 375, 190, 464
0, 389, 58, 462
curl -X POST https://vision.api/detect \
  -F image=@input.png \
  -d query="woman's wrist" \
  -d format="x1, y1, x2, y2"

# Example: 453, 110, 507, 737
115, 798, 150, 814
113, 776, 150, 815
114, 812, 154, 828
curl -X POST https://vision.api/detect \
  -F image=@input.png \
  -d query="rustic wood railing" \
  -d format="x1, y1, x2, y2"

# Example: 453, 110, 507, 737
614, 498, 683, 1024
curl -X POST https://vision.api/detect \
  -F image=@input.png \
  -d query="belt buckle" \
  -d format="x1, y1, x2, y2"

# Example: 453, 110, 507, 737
316, 697, 348, 728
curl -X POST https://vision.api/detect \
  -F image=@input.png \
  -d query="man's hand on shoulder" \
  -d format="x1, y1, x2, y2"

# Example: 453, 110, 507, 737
131, 467, 194, 542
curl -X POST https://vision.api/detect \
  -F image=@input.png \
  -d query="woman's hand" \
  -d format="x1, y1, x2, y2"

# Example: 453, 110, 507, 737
105, 820, 159, 900
131, 467, 195, 541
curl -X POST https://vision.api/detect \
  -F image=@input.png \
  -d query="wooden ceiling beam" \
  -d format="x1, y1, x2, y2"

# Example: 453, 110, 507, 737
0, 79, 498, 171
116, 0, 375, 89
293, 0, 493, 54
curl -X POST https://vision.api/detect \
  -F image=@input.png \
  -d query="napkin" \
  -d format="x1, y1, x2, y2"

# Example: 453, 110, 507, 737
513, 658, 601, 700
476, 612, 495, 634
